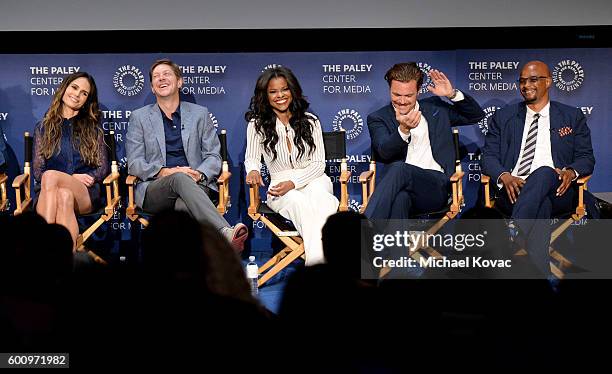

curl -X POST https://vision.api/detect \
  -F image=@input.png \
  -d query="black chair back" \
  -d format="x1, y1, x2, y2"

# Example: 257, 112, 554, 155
452, 128, 460, 166
323, 131, 346, 161
105, 131, 118, 163
218, 129, 228, 162
24, 132, 33, 164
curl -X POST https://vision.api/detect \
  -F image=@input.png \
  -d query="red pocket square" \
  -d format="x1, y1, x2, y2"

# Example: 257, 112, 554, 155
558, 126, 573, 137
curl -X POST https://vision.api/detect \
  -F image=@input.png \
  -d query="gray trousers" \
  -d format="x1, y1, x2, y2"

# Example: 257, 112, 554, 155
143, 173, 229, 230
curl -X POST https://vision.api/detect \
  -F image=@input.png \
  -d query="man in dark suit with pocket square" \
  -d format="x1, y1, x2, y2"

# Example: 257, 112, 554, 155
482, 60, 599, 277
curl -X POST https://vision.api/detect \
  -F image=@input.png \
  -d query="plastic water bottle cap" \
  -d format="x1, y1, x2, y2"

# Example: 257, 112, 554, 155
249, 256, 255, 262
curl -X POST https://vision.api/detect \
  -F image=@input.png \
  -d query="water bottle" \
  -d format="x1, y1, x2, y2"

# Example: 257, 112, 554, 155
246, 256, 259, 296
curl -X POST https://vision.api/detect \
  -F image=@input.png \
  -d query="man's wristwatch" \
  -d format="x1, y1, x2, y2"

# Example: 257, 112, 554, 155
448, 89, 459, 100
199, 172, 207, 183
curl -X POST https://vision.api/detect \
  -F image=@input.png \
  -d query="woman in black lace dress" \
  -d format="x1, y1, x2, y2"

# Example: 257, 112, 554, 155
33, 72, 108, 251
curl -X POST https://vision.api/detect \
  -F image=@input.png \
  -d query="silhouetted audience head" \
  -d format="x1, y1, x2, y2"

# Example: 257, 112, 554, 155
322, 210, 371, 279
142, 209, 254, 304
0, 212, 73, 300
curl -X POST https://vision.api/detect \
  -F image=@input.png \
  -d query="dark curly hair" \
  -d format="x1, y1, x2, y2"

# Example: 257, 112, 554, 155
245, 66, 316, 160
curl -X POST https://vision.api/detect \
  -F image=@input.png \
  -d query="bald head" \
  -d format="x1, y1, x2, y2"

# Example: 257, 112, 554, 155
521, 61, 551, 77
518, 60, 552, 110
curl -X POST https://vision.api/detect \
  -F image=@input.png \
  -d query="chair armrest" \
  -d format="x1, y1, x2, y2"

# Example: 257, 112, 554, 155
339, 170, 351, 183
126, 175, 139, 185
217, 171, 231, 184
126, 175, 140, 218
574, 174, 592, 218
103, 172, 120, 185
338, 171, 351, 212
576, 175, 591, 185
479, 174, 494, 208
0, 173, 7, 184
450, 171, 464, 182
12, 173, 29, 188
247, 181, 261, 215
359, 170, 374, 183
216, 171, 232, 214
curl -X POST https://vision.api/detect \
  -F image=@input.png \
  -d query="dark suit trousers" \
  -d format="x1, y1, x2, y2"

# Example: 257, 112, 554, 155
364, 162, 450, 219
497, 166, 578, 277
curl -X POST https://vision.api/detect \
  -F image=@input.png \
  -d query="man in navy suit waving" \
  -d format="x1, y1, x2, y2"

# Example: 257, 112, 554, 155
365, 62, 484, 219
482, 60, 599, 277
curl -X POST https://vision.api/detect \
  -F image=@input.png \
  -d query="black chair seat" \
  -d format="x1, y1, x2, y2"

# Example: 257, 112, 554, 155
257, 202, 297, 232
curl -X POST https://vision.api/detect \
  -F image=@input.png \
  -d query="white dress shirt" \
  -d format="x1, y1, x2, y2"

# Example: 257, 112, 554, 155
244, 114, 326, 189
511, 103, 555, 178
397, 91, 465, 173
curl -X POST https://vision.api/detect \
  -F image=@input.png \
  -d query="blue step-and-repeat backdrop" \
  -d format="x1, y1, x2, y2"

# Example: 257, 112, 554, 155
1, 49, 610, 249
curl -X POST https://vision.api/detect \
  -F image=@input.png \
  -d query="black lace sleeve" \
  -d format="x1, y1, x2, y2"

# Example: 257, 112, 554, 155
32, 121, 46, 184
89, 128, 110, 183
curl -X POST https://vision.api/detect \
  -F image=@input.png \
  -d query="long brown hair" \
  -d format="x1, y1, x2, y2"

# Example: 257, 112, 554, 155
40, 72, 103, 166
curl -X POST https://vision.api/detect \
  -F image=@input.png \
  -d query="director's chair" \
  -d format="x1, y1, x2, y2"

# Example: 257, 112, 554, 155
359, 129, 466, 278
12, 131, 121, 262
481, 173, 592, 279
126, 129, 232, 227
248, 130, 350, 287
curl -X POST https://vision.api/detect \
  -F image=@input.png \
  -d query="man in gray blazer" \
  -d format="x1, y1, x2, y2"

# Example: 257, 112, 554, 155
126, 58, 247, 251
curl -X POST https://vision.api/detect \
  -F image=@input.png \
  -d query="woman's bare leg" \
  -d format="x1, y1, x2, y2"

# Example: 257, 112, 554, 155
36, 170, 62, 223
37, 170, 92, 250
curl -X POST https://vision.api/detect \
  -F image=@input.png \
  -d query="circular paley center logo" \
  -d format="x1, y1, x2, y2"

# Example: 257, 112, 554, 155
417, 62, 434, 94
262, 63, 282, 73
552, 60, 584, 92
348, 199, 363, 213
209, 111, 219, 129
113, 65, 145, 96
332, 108, 363, 140
477, 106, 501, 135
260, 163, 271, 185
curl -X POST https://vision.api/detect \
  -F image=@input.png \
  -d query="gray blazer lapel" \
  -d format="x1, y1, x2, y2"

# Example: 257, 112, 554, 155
149, 105, 166, 165
180, 101, 192, 156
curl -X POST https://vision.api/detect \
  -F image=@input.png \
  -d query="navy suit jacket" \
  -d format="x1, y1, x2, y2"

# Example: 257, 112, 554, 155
481, 101, 595, 184
367, 93, 485, 178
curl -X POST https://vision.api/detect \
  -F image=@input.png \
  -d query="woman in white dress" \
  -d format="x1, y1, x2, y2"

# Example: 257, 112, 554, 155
244, 66, 339, 266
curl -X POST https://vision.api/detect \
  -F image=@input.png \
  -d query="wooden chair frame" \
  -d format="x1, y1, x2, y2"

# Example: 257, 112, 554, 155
481, 173, 592, 279
12, 131, 121, 263
0, 172, 8, 211
359, 129, 465, 278
248, 130, 350, 287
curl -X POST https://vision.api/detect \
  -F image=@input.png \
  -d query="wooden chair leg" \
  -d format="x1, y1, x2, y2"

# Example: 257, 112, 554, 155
550, 248, 573, 269
258, 243, 305, 287
259, 246, 295, 273
550, 262, 565, 279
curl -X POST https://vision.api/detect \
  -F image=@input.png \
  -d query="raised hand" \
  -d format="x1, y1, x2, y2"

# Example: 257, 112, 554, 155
427, 69, 455, 97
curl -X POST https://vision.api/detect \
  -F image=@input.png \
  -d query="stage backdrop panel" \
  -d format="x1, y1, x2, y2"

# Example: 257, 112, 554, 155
1, 50, 609, 250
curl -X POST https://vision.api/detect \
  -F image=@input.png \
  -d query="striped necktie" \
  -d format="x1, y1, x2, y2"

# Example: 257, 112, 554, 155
516, 113, 541, 177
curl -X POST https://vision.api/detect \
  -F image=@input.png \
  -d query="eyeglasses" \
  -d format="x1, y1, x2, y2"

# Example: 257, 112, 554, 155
517, 76, 549, 84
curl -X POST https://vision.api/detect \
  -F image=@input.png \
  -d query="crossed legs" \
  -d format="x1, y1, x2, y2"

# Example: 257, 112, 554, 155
36, 170, 93, 250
